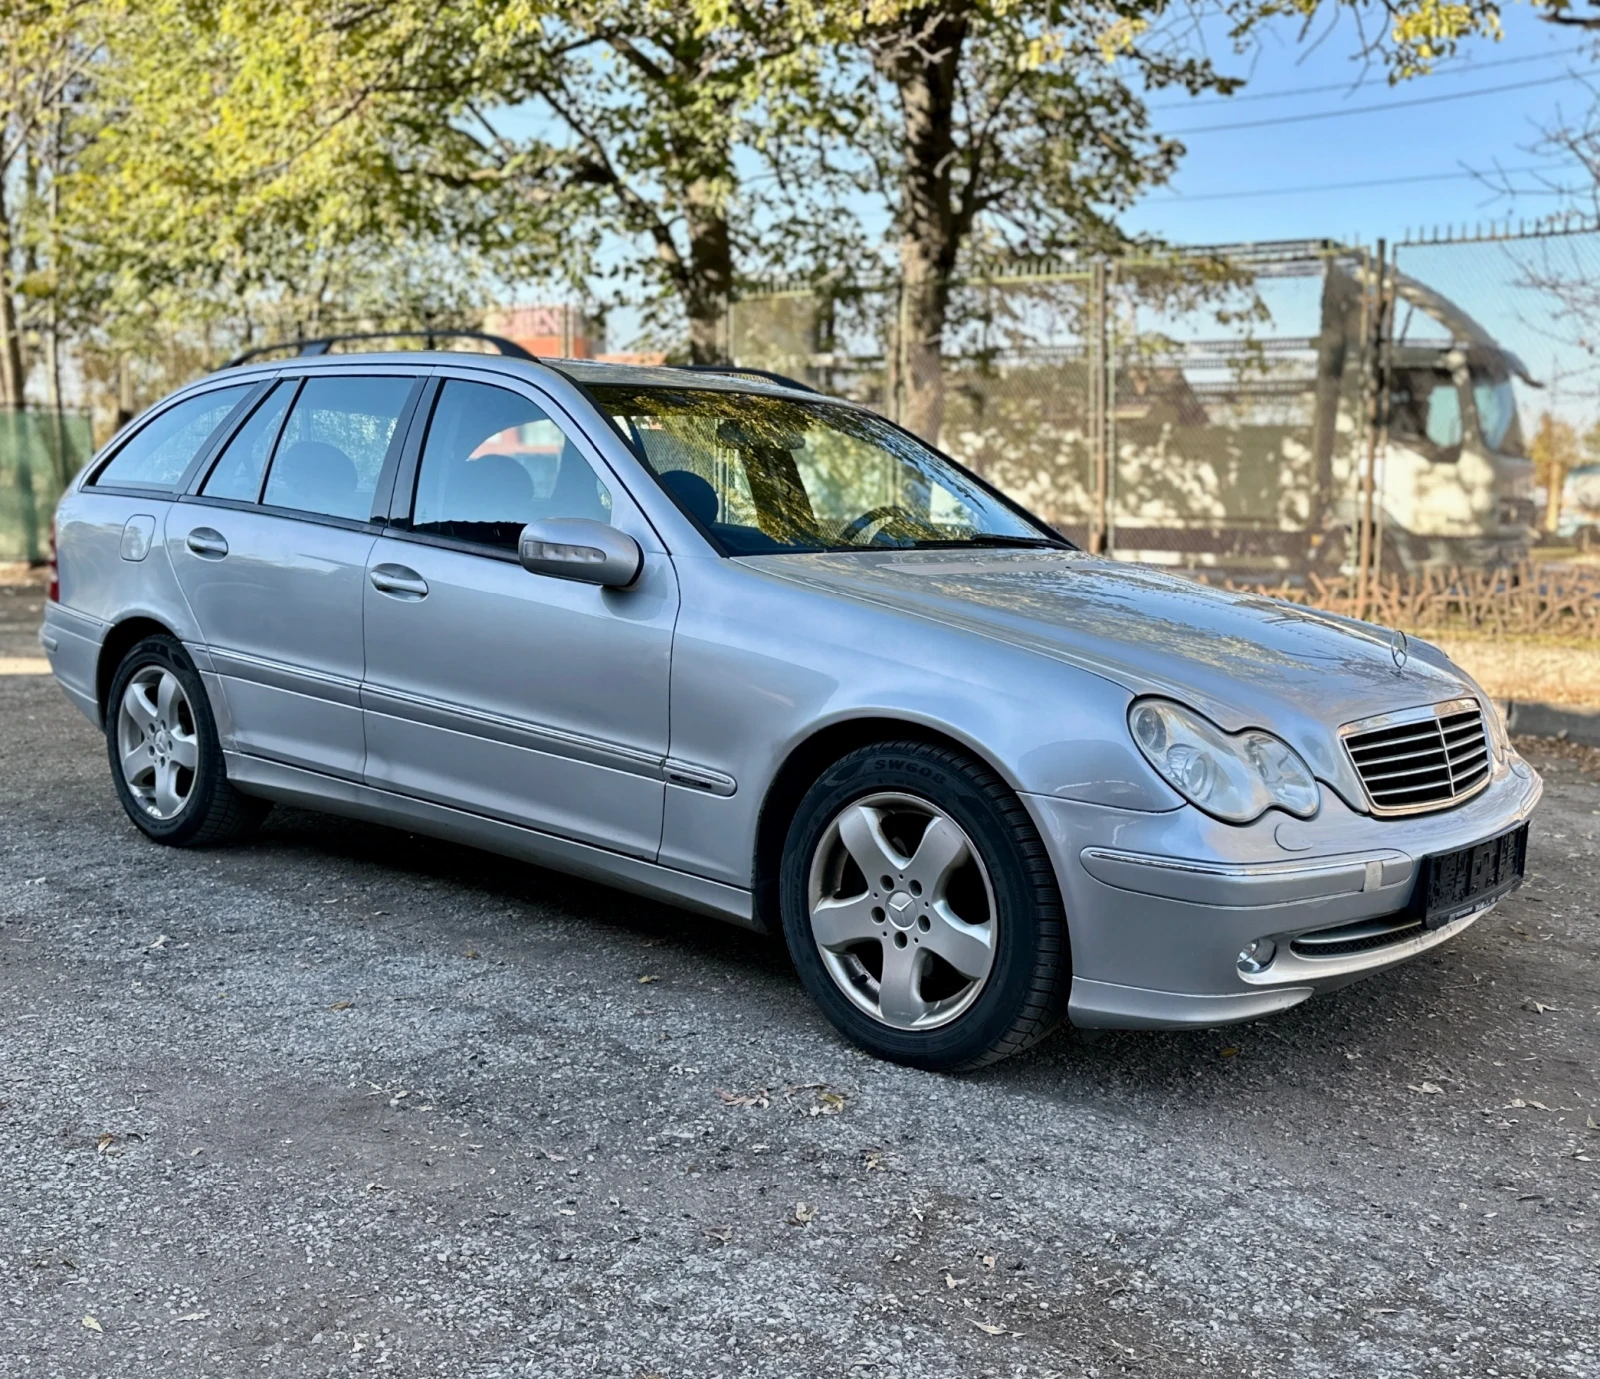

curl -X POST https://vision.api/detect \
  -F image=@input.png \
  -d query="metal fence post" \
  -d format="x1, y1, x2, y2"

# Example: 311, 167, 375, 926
1356, 239, 1387, 619
1088, 259, 1109, 556
1106, 261, 1118, 558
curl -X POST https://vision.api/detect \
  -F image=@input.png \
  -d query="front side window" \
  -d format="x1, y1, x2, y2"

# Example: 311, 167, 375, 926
1389, 369, 1463, 460
94, 385, 253, 490
408, 380, 612, 550
1472, 372, 1522, 454
262, 375, 414, 521
201, 380, 294, 502
588, 385, 1058, 557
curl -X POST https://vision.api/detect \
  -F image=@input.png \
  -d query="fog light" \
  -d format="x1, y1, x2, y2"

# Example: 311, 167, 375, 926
1237, 938, 1276, 974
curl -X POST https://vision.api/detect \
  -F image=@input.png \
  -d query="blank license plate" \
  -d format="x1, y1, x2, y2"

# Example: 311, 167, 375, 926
1415, 824, 1528, 929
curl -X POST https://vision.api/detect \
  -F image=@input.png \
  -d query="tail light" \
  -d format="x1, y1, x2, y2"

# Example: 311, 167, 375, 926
47, 516, 60, 602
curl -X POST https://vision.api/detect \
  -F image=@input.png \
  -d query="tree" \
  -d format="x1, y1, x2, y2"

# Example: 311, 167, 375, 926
472, 1, 841, 361
0, 0, 101, 407
1529, 410, 1581, 530
816, 3, 1239, 441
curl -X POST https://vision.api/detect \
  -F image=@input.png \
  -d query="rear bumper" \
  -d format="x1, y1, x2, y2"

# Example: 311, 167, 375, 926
1023, 757, 1542, 1029
40, 602, 106, 725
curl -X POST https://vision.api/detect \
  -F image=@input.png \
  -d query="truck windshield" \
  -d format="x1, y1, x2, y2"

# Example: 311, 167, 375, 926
589, 384, 1065, 557
1472, 372, 1522, 454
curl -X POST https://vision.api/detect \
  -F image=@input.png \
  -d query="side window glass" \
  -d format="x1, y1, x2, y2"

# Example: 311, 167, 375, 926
409, 380, 611, 549
94, 385, 252, 490
262, 376, 414, 521
1389, 370, 1463, 460
200, 381, 294, 502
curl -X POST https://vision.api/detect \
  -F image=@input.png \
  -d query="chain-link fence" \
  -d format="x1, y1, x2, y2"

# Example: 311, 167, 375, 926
1390, 222, 1600, 561
732, 225, 1600, 593
732, 241, 1381, 582
0, 408, 93, 563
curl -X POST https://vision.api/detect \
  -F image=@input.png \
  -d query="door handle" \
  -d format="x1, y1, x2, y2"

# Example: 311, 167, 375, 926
369, 563, 429, 599
186, 527, 228, 558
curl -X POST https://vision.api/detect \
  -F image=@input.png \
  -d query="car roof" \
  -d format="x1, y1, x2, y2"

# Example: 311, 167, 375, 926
202, 351, 825, 401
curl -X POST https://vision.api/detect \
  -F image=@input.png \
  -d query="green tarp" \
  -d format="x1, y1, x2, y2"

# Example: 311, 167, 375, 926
0, 409, 93, 563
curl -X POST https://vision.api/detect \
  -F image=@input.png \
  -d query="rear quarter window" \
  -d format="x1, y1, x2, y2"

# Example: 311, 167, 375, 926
93, 385, 254, 491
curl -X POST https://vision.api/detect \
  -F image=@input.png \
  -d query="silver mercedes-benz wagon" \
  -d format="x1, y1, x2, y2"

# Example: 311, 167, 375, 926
42, 345, 1541, 1068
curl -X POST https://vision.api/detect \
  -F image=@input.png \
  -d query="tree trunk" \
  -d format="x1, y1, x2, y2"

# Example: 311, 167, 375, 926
683, 178, 733, 365
0, 198, 25, 408
885, 4, 969, 444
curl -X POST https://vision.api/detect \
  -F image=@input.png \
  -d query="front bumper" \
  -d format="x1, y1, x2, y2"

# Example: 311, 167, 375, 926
1023, 756, 1542, 1029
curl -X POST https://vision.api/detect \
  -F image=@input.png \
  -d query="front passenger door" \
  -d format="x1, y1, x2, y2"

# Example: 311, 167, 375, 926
361, 375, 677, 858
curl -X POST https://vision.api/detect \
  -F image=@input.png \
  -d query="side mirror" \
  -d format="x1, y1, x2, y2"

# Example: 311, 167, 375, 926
518, 518, 642, 588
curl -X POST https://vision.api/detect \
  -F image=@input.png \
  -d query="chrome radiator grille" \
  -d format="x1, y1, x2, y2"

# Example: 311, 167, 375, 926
1341, 699, 1491, 816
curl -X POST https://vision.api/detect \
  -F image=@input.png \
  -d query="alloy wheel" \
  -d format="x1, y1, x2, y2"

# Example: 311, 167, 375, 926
806, 791, 997, 1031
116, 665, 199, 820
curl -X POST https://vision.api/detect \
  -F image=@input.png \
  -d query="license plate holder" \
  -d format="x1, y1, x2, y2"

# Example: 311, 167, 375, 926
1412, 823, 1528, 930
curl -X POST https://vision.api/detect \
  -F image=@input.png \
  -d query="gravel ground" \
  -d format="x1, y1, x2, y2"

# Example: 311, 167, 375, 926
2, 579, 1598, 1378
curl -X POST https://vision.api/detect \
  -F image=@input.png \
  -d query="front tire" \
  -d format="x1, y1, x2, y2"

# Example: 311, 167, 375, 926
779, 740, 1069, 1070
105, 634, 269, 846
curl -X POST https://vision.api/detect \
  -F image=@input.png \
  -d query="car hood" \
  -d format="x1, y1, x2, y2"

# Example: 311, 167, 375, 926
743, 548, 1478, 789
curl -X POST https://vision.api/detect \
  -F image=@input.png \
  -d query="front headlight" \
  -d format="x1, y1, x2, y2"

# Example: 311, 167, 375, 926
1129, 699, 1321, 823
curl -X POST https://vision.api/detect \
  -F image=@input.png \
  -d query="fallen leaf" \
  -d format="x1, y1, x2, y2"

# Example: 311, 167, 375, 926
972, 1320, 1006, 1336
1410, 1082, 1445, 1096
944, 1272, 965, 1290
717, 1087, 770, 1109
146, 934, 169, 951
1587, 1114, 1598, 1131
814, 1090, 847, 1116
172, 1310, 209, 1323
705, 1224, 733, 1245
1525, 999, 1554, 1014
465, 948, 480, 959
981, 1254, 997, 1269
638, 974, 658, 984
96, 1133, 115, 1155
82, 1316, 102, 1333
791, 1202, 816, 1225
1219, 1046, 1240, 1058
328, 1001, 353, 1012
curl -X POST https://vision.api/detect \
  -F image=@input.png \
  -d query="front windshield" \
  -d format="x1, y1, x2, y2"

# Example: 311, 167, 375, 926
1472, 371, 1523, 454
588, 384, 1064, 556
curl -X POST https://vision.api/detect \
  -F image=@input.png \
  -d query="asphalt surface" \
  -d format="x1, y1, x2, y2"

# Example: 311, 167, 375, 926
2, 575, 1598, 1378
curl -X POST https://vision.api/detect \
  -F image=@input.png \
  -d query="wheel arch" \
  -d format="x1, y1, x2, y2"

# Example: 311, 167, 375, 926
752, 715, 1018, 934
96, 616, 178, 726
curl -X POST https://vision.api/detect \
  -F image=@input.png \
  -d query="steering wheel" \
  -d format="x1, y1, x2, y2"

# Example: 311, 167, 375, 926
836, 504, 939, 546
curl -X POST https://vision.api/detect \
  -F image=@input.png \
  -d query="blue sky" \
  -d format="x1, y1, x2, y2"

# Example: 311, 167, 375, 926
1126, 11, 1595, 245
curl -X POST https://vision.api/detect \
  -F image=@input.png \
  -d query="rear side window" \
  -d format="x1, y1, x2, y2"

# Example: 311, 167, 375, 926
407, 380, 611, 550
262, 376, 414, 521
94, 386, 253, 490
201, 381, 295, 502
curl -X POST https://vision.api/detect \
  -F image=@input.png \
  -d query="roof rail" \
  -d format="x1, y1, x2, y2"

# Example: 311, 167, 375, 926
221, 330, 537, 370
670, 363, 819, 394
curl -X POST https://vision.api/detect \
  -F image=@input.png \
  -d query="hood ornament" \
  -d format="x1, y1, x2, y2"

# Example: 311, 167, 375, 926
1390, 628, 1409, 670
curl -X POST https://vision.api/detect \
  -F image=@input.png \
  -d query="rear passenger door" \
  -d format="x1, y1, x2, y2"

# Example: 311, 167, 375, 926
167, 369, 423, 780
360, 372, 677, 858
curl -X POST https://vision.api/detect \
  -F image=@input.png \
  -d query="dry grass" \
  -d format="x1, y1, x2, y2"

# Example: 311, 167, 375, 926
1431, 635, 1600, 709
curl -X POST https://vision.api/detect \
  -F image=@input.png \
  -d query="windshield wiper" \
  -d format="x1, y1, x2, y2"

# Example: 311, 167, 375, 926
952, 533, 1073, 550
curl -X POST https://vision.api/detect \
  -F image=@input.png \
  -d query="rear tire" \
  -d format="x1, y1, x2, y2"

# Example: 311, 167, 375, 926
779, 740, 1070, 1071
105, 634, 270, 846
